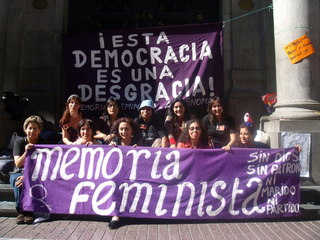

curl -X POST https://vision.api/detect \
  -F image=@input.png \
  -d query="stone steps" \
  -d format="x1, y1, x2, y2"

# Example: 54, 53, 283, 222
299, 186, 320, 219
0, 184, 14, 201
300, 186, 320, 204
0, 183, 16, 217
1, 184, 320, 218
0, 201, 16, 216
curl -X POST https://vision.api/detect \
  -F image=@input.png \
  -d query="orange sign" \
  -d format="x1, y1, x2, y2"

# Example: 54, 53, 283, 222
284, 35, 315, 64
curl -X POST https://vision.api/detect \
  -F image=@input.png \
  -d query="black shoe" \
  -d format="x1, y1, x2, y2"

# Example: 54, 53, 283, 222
108, 220, 120, 229
24, 215, 34, 224
16, 214, 24, 224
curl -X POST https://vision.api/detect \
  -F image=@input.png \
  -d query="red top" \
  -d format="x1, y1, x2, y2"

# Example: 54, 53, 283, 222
177, 141, 209, 149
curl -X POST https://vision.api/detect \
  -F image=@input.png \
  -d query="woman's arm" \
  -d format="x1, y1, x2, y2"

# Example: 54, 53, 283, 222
222, 133, 237, 151
161, 136, 168, 148
94, 130, 115, 143
14, 143, 34, 168
164, 120, 176, 148
61, 127, 73, 145
168, 134, 177, 148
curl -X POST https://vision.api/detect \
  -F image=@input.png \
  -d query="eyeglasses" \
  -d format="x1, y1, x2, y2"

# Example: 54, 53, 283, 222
189, 126, 201, 131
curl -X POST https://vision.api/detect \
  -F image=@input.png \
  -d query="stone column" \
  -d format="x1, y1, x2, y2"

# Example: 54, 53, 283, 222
263, 0, 320, 185
270, 0, 320, 119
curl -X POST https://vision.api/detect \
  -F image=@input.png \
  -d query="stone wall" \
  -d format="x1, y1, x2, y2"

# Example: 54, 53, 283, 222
0, 0, 65, 148
223, 0, 275, 127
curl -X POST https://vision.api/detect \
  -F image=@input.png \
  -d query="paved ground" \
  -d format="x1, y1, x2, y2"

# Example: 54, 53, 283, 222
0, 216, 320, 240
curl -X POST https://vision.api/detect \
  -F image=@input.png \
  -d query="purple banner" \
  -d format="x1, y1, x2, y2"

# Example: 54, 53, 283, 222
62, 23, 223, 117
21, 145, 300, 219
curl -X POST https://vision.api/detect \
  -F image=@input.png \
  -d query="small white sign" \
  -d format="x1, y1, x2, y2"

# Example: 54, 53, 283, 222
281, 132, 310, 177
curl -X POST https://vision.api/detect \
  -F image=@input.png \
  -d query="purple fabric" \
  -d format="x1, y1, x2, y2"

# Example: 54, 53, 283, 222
21, 145, 301, 219
62, 23, 223, 117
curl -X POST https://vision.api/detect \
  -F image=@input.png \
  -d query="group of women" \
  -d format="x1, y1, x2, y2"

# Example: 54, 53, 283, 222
10, 94, 269, 228
57, 95, 248, 150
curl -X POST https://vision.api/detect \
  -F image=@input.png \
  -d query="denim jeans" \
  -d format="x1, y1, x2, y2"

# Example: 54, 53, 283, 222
9, 172, 23, 213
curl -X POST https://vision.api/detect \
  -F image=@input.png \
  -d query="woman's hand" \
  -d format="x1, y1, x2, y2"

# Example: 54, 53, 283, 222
103, 134, 114, 142
221, 133, 236, 151
208, 140, 215, 148
161, 137, 168, 148
25, 143, 34, 152
294, 145, 302, 152
62, 123, 70, 130
14, 143, 34, 168
15, 176, 24, 188
72, 138, 88, 145
72, 139, 80, 145
95, 132, 115, 143
61, 127, 73, 145
222, 145, 231, 151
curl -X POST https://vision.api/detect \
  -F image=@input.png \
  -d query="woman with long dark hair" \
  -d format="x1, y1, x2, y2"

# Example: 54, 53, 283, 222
107, 117, 140, 229
59, 94, 82, 145
94, 97, 121, 144
109, 117, 140, 146
202, 96, 236, 150
177, 119, 209, 149
164, 98, 193, 148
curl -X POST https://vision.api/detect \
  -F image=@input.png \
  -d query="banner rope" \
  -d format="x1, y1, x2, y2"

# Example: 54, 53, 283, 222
222, 3, 273, 28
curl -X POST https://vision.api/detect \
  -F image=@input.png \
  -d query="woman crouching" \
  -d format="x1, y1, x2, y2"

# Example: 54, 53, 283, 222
72, 119, 100, 145
108, 117, 140, 229
177, 119, 209, 149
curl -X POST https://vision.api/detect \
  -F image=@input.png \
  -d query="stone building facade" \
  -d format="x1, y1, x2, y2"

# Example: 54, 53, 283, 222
0, 0, 319, 184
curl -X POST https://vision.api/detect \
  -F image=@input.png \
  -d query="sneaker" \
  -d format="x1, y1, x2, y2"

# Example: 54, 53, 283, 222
16, 214, 24, 224
33, 212, 50, 224
33, 217, 49, 224
108, 220, 120, 229
24, 215, 34, 224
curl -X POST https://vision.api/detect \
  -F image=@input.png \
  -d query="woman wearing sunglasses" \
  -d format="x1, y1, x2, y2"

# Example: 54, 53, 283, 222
177, 119, 209, 149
